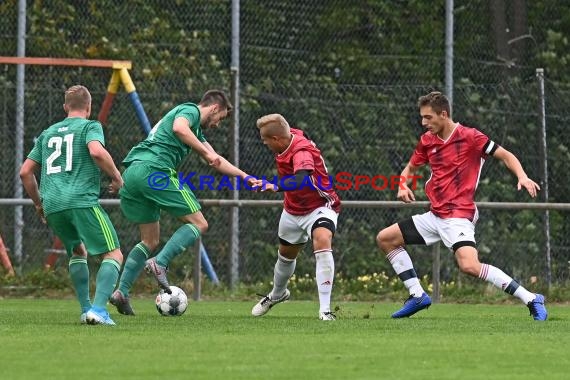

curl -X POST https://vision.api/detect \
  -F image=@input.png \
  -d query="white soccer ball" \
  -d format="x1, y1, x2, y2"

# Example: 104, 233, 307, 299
155, 286, 188, 316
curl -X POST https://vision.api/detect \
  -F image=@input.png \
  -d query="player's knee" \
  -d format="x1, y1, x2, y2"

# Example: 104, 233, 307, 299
375, 230, 383, 247
376, 229, 394, 252
312, 233, 332, 250
457, 262, 479, 277
143, 238, 160, 252
456, 257, 480, 276
104, 249, 123, 265
72, 244, 87, 258
454, 242, 479, 276
193, 219, 208, 234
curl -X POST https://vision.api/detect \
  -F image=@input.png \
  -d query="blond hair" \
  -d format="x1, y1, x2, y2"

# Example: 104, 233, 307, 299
256, 113, 290, 137
64, 85, 91, 111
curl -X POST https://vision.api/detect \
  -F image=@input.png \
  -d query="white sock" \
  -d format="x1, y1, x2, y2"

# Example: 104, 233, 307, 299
315, 249, 334, 313
479, 263, 535, 304
270, 252, 296, 299
387, 247, 424, 297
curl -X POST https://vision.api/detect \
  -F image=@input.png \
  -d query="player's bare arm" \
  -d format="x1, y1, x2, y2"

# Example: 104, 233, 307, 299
19, 158, 46, 223
87, 141, 124, 193
202, 141, 259, 187
397, 162, 421, 203
172, 116, 221, 167
492, 146, 540, 198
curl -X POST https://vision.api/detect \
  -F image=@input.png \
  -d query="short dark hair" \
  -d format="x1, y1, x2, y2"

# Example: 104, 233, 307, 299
418, 91, 450, 116
199, 90, 233, 112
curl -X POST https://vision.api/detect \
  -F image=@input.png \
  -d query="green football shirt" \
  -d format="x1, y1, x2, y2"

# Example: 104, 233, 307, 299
123, 103, 206, 169
27, 117, 105, 216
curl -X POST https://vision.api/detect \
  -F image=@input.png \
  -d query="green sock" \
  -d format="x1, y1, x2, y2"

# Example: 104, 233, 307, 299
118, 243, 151, 297
156, 224, 201, 267
92, 259, 121, 309
69, 257, 91, 312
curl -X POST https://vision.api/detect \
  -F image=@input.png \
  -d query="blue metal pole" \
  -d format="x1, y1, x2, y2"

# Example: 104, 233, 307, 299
200, 242, 220, 285
127, 91, 151, 134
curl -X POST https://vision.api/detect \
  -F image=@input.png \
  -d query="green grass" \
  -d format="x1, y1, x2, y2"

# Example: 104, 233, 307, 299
0, 299, 568, 380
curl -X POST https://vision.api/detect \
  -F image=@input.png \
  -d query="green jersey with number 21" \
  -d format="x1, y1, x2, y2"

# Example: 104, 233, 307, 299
28, 117, 105, 216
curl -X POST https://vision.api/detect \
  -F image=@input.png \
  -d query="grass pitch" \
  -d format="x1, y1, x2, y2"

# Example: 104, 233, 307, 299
0, 298, 568, 380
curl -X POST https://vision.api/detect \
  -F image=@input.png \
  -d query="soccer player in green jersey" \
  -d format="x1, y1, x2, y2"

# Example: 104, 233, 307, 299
110, 89, 259, 315
20, 85, 124, 325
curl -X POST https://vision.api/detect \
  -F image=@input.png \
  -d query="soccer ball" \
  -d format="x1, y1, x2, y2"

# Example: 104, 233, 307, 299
155, 286, 188, 316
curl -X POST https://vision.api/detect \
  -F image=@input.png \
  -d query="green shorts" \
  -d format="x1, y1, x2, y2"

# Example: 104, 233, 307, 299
119, 163, 202, 224
46, 206, 120, 257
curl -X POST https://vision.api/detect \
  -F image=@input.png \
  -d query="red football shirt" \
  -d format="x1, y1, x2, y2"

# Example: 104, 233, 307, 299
410, 123, 498, 220
275, 128, 341, 215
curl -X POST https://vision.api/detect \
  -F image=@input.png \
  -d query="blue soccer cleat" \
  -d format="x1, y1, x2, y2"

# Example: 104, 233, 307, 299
527, 294, 548, 321
392, 292, 432, 318
85, 307, 116, 326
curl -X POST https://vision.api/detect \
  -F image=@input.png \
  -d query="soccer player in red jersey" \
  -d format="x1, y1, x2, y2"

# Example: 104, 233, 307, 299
252, 114, 341, 320
377, 91, 548, 320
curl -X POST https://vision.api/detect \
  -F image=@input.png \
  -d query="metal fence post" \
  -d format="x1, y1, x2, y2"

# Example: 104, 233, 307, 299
445, 0, 454, 112
536, 67, 552, 289
13, 0, 27, 268
229, 67, 239, 290
229, 0, 241, 289
193, 236, 202, 301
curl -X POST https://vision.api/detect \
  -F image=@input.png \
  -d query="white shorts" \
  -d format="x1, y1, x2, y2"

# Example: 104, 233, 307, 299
278, 207, 339, 245
400, 211, 476, 249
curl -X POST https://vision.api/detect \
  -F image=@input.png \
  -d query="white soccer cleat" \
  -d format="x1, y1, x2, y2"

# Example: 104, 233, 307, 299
251, 289, 290, 317
319, 311, 336, 321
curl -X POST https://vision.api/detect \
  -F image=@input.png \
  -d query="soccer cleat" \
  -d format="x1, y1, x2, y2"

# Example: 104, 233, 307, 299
391, 292, 432, 318
85, 308, 116, 326
144, 257, 171, 294
251, 289, 290, 317
80, 306, 90, 324
319, 311, 337, 321
527, 294, 548, 321
110, 290, 136, 316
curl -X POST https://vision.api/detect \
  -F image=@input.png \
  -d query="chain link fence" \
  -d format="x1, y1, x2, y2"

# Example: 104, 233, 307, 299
1, 1, 569, 290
